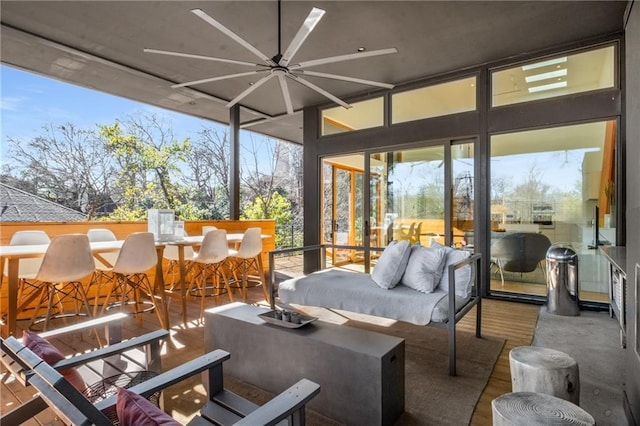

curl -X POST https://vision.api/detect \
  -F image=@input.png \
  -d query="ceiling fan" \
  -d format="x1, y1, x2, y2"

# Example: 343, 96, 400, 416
144, 1, 398, 114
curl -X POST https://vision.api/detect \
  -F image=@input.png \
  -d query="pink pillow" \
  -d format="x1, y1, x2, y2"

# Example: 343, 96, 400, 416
23, 330, 86, 391
117, 387, 179, 426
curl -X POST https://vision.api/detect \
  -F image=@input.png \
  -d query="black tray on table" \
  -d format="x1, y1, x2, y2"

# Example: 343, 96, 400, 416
258, 310, 318, 328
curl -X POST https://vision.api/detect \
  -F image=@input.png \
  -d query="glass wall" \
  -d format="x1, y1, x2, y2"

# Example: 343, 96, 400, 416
451, 141, 475, 248
370, 146, 446, 248
489, 121, 616, 302
492, 45, 615, 107
321, 97, 384, 136
392, 77, 477, 124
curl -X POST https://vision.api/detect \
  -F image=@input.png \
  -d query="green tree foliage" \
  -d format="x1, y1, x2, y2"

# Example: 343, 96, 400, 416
242, 192, 292, 247
99, 113, 197, 220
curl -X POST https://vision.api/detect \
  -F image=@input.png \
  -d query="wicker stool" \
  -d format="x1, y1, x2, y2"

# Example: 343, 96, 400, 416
492, 392, 594, 426
509, 346, 580, 404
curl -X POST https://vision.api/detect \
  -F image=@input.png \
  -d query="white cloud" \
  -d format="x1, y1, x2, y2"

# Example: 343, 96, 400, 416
0, 96, 24, 111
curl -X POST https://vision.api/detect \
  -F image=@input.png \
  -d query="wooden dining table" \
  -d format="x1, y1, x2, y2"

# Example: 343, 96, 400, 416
0, 240, 166, 337
164, 233, 271, 326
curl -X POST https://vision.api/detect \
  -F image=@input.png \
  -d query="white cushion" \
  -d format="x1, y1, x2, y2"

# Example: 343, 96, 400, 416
371, 240, 411, 289
431, 242, 474, 298
401, 244, 446, 293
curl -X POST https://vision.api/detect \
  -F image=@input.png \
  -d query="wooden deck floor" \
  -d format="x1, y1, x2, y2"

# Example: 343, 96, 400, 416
1, 284, 539, 425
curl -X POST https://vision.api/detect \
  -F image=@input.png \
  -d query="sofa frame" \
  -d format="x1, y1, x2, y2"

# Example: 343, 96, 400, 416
269, 244, 482, 376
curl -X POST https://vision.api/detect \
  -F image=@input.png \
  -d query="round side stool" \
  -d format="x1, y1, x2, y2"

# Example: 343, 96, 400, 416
509, 346, 580, 405
492, 392, 595, 426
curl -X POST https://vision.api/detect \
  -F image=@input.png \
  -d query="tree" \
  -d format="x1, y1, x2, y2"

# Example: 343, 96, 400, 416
99, 112, 199, 220
183, 127, 231, 219
242, 191, 292, 247
6, 123, 116, 218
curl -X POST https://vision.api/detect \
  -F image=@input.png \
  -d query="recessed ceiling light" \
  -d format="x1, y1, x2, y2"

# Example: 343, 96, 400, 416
522, 57, 567, 71
528, 81, 567, 93
524, 69, 567, 83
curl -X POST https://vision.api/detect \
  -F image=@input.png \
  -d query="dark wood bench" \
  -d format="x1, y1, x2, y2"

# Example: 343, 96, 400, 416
3, 335, 320, 426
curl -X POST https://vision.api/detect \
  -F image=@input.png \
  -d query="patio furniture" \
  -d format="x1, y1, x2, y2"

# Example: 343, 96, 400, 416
228, 227, 268, 302
95, 232, 167, 329
186, 229, 233, 319
162, 227, 197, 291
25, 234, 96, 331
490, 232, 552, 286
3, 334, 320, 426
1, 230, 51, 321
492, 392, 595, 426
205, 302, 404, 426
509, 346, 580, 405
0, 312, 168, 424
272, 244, 482, 375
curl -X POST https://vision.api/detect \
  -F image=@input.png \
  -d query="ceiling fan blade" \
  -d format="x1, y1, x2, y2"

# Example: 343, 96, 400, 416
279, 7, 325, 67
171, 70, 269, 88
143, 48, 265, 68
293, 70, 395, 89
287, 74, 351, 109
277, 74, 294, 114
290, 48, 398, 70
227, 73, 276, 108
191, 8, 276, 66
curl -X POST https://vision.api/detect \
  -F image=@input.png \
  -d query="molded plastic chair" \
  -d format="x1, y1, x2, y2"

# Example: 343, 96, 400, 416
228, 228, 268, 302
162, 227, 196, 290
87, 228, 120, 271
26, 234, 96, 331
490, 232, 552, 286
202, 225, 218, 235
186, 229, 232, 319
96, 232, 166, 329
2, 231, 51, 320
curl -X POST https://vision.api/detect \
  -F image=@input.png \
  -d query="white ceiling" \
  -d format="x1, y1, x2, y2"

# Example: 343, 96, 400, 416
0, 1, 628, 144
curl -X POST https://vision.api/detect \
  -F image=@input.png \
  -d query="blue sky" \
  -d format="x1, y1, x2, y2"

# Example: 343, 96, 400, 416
0, 64, 229, 162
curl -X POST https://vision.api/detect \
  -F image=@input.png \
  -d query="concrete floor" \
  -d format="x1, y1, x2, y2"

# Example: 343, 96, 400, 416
532, 306, 628, 425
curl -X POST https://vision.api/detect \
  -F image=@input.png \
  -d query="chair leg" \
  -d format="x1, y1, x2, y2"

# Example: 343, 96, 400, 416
256, 255, 269, 303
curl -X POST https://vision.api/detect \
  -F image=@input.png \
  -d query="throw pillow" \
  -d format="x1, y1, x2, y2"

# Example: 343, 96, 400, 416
401, 244, 446, 293
431, 242, 474, 298
371, 239, 411, 289
117, 387, 180, 426
23, 330, 86, 391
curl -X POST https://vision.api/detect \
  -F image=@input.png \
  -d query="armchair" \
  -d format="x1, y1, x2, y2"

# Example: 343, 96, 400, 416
490, 232, 551, 286
3, 336, 320, 426
1, 313, 168, 424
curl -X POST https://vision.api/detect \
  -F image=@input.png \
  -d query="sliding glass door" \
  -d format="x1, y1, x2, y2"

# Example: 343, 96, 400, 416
489, 120, 615, 302
321, 139, 475, 270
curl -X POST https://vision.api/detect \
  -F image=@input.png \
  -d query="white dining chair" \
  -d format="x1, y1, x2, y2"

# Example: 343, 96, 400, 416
186, 229, 232, 320
162, 227, 197, 291
228, 228, 268, 302
26, 234, 96, 331
96, 232, 166, 328
201, 225, 217, 235
2, 230, 51, 321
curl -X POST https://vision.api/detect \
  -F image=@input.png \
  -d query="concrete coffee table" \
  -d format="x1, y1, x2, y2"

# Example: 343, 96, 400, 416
205, 302, 405, 426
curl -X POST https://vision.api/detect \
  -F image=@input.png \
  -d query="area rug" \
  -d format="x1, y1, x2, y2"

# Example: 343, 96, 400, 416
532, 307, 627, 425
218, 310, 505, 426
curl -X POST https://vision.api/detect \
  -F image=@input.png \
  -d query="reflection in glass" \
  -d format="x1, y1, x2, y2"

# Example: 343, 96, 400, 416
492, 45, 615, 107
321, 97, 384, 136
392, 77, 477, 124
489, 121, 616, 303
370, 146, 445, 248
